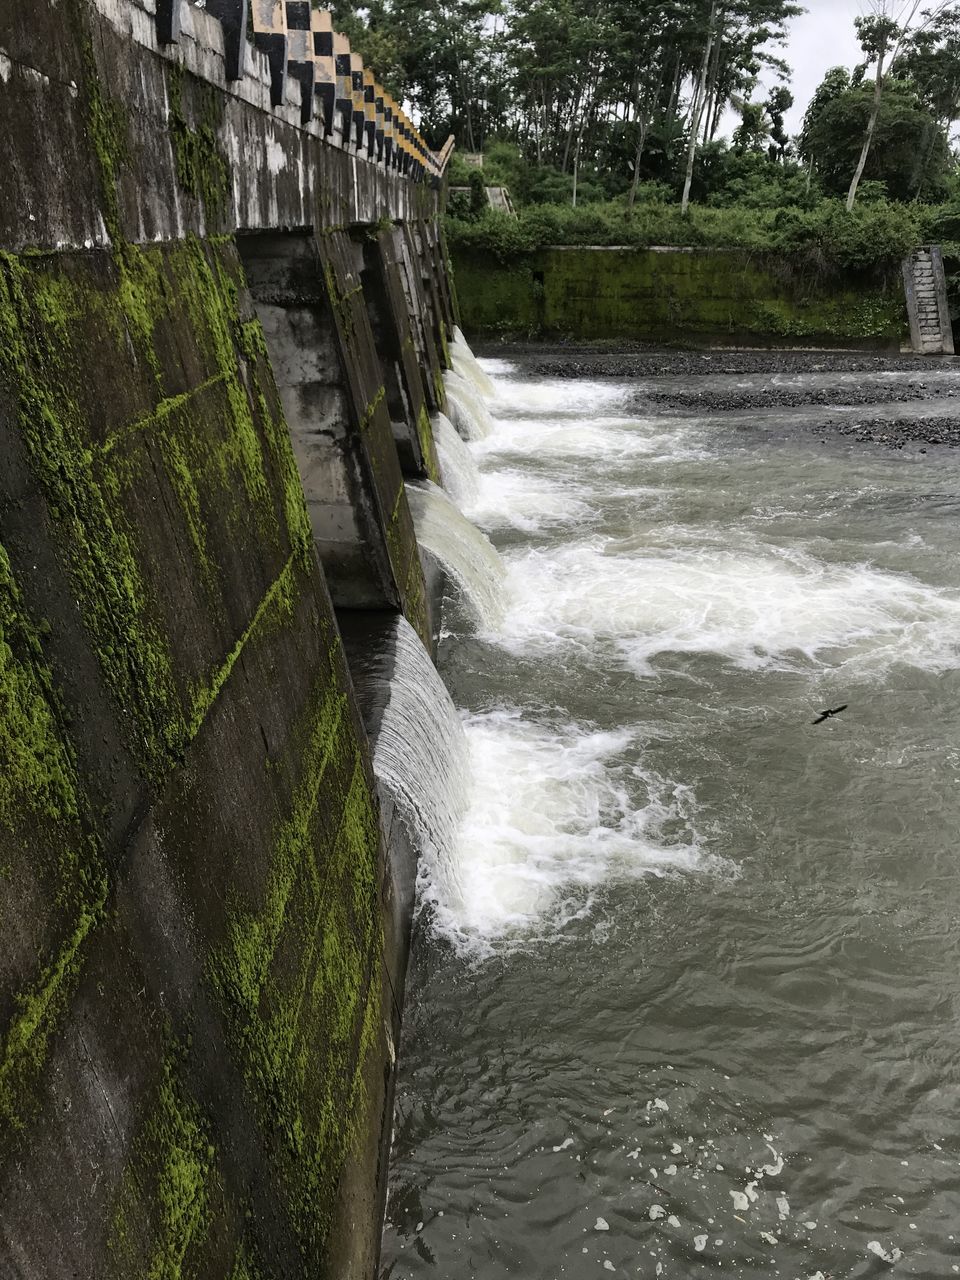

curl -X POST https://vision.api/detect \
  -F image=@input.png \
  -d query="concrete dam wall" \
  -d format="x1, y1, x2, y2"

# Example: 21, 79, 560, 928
0, 0, 463, 1275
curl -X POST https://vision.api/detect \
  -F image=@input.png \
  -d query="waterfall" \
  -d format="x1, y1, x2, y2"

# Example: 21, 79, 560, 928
346, 615, 470, 911
433, 412, 480, 509
451, 346, 496, 400
405, 480, 505, 627
452, 349, 495, 399
443, 369, 495, 441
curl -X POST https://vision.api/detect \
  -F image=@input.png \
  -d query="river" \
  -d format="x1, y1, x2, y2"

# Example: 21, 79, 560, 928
381, 350, 960, 1279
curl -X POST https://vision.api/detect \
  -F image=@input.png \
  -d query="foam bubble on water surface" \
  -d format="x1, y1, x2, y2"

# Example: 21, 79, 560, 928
493, 539, 960, 675
476, 356, 515, 378
867, 1240, 903, 1264
486, 374, 627, 419
420, 708, 709, 954
472, 414, 699, 466
465, 468, 593, 532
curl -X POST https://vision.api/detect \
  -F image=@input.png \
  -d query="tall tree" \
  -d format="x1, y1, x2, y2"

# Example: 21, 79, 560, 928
845, 0, 955, 210
801, 63, 952, 200
681, 0, 719, 215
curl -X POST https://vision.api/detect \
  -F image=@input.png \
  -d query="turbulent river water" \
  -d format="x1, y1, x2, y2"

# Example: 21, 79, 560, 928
381, 350, 960, 1279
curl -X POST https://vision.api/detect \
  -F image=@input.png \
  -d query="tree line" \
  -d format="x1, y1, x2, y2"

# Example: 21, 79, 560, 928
333, 0, 960, 214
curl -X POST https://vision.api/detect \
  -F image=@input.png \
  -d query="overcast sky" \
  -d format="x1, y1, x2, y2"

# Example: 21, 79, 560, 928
781, 1, 867, 130
724, 0, 868, 138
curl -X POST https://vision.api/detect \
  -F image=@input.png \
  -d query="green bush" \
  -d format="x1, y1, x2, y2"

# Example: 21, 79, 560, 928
446, 196, 932, 274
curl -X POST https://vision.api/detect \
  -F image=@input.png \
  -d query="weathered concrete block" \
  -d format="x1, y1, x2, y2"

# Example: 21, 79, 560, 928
0, 2, 459, 1273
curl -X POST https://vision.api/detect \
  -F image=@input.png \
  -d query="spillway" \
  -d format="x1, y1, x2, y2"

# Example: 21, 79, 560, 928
384, 349, 960, 1280
404, 479, 505, 628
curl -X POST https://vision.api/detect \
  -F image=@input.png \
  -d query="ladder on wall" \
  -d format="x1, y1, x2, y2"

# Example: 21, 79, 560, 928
903, 246, 955, 355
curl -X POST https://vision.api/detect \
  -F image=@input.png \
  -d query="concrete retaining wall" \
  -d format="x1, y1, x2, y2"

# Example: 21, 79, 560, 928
0, 0, 458, 1274
454, 245, 909, 349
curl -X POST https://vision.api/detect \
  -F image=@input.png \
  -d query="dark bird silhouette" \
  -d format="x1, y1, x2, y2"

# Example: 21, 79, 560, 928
812, 704, 848, 725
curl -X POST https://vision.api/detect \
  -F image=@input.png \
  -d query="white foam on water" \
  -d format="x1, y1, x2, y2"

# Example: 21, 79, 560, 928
451, 347, 496, 399
486, 375, 627, 419
433, 411, 480, 508
443, 369, 496, 440
472, 413, 705, 467
867, 1241, 903, 1264
493, 538, 960, 676
476, 356, 516, 377
465, 468, 593, 533
421, 709, 709, 955
405, 481, 505, 628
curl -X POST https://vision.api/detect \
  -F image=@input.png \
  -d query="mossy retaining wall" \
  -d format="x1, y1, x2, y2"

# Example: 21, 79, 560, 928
453, 245, 909, 348
0, 233, 399, 1278
0, 0, 457, 1274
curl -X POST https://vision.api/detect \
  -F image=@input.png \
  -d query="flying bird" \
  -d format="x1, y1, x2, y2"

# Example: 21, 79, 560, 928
812, 705, 848, 725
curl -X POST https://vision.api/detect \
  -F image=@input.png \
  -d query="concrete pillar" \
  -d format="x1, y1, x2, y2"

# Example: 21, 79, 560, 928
237, 230, 431, 645
417, 213, 459, 336
409, 217, 453, 370
357, 226, 440, 481
395, 222, 448, 411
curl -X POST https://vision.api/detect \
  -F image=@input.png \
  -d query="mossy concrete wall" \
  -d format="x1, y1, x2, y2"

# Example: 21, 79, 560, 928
0, 234, 399, 1277
453, 245, 908, 349
0, 0, 457, 1275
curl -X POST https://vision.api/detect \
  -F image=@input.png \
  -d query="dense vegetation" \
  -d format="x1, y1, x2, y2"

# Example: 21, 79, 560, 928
333, 0, 960, 270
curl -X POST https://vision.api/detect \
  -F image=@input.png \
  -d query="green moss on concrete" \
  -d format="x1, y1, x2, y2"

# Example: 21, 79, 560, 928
0, 546, 79, 826
0, 875, 107, 1139
417, 403, 441, 483
108, 1045, 216, 1279
0, 250, 185, 776
0, 543, 107, 1139
358, 385, 387, 434
385, 488, 430, 647
162, 241, 271, 521
73, 1, 128, 243
454, 246, 908, 347
322, 260, 361, 348
210, 663, 385, 1257
167, 65, 231, 223
229, 1246, 265, 1280
0, 238, 311, 781
187, 551, 300, 739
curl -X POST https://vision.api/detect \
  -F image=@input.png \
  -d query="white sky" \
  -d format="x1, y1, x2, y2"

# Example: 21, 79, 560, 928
718, 0, 869, 138
779, 0, 868, 133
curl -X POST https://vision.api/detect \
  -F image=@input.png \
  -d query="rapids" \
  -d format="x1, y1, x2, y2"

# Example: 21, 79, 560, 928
383, 348, 960, 1279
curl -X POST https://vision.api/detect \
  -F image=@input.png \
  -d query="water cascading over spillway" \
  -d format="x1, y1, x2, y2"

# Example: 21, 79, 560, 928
443, 369, 496, 440
405, 480, 506, 627
345, 615, 470, 914
385, 351, 960, 1280
433, 411, 481, 508
450, 337, 497, 400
